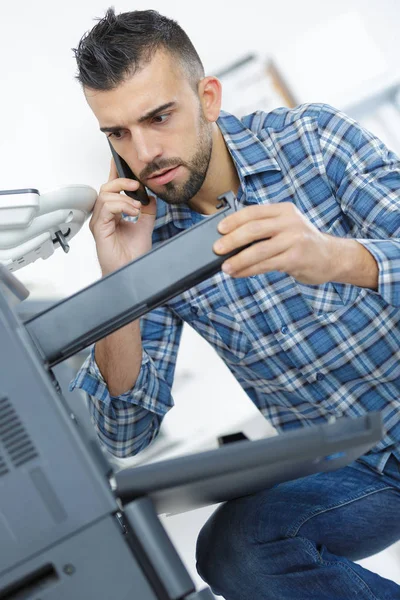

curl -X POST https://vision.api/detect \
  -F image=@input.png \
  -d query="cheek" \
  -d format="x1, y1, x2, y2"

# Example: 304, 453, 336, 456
164, 112, 204, 160
168, 132, 195, 161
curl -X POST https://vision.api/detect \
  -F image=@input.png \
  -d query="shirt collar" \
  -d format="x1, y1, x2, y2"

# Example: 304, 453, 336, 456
154, 110, 280, 230
217, 110, 281, 176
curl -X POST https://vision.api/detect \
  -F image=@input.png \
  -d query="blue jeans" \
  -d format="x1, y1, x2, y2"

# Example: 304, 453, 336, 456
196, 456, 400, 599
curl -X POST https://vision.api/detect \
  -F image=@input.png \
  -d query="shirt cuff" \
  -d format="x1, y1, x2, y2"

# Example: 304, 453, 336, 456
69, 345, 173, 417
356, 238, 400, 307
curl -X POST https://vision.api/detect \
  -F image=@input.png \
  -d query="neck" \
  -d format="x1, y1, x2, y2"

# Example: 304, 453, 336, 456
188, 123, 240, 215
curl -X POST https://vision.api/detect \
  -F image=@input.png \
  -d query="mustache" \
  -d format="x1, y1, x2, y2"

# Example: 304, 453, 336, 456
140, 158, 185, 180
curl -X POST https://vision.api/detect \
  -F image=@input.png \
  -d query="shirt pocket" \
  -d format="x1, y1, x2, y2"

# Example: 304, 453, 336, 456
170, 285, 252, 363
295, 216, 361, 315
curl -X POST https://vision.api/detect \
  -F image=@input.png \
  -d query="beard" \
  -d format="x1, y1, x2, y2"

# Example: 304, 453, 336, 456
140, 117, 213, 206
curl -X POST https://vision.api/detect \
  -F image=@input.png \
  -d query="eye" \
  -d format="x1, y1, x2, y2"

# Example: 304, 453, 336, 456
107, 130, 124, 140
152, 113, 169, 124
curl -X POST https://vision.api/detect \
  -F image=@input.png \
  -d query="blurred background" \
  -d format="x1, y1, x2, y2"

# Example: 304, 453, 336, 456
1, 0, 400, 593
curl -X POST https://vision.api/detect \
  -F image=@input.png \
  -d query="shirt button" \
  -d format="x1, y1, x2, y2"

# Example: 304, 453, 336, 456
316, 372, 325, 381
190, 306, 199, 316
281, 326, 288, 334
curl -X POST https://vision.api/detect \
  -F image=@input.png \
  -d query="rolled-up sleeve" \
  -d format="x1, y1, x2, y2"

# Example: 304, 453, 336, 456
319, 104, 400, 306
70, 304, 183, 457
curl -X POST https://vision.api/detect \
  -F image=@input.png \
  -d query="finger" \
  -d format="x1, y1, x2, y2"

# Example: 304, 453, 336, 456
139, 194, 158, 217
101, 176, 141, 195
100, 191, 142, 211
101, 199, 141, 221
92, 199, 140, 230
91, 191, 141, 225
218, 202, 296, 234
222, 249, 290, 279
213, 217, 284, 255
221, 235, 290, 276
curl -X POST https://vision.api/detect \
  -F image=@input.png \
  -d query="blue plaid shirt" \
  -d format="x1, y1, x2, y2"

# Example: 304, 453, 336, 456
71, 104, 400, 472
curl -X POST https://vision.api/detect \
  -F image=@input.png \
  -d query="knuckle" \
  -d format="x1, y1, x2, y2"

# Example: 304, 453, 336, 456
259, 239, 271, 256
300, 231, 310, 246
293, 230, 305, 245
288, 247, 301, 267
97, 191, 108, 205
248, 220, 263, 236
88, 215, 98, 235
285, 202, 298, 216
103, 201, 114, 213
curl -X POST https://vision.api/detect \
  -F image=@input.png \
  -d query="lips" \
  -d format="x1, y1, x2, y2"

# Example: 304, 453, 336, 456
147, 165, 181, 185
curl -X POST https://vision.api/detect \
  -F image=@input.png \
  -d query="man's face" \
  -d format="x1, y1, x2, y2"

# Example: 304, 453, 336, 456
85, 50, 213, 205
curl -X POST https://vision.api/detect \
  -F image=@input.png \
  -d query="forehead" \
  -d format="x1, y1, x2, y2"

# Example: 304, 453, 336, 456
84, 51, 192, 125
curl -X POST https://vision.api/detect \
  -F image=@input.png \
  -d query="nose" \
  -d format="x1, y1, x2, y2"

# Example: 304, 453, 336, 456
131, 128, 162, 165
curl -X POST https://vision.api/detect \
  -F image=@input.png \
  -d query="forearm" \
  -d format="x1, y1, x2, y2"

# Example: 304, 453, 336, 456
95, 320, 143, 396
326, 234, 379, 290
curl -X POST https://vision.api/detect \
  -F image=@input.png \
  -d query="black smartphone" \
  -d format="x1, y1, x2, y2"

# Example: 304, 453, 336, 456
108, 140, 150, 206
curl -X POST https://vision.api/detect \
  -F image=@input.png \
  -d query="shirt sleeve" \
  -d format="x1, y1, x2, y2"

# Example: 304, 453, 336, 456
69, 304, 183, 458
318, 104, 400, 307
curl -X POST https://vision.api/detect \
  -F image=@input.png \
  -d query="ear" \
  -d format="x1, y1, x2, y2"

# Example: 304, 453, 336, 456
198, 76, 222, 123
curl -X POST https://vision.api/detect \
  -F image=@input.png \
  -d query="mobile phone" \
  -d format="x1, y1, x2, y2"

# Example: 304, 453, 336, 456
108, 140, 150, 206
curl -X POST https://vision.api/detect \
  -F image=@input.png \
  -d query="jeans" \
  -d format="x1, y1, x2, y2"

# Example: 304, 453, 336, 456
196, 456, 400, 599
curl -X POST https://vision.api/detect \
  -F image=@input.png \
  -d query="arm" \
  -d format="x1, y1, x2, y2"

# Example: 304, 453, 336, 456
71, 304, 183, 458
318, 104, 400, 305
312, 234, 378, 290
214, 105, 400, 305
95, 320, 142, 397
70, 158, 182, 458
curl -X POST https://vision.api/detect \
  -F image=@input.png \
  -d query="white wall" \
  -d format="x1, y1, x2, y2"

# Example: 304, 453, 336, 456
1, 0, 400, 443
1, 0, 399, 296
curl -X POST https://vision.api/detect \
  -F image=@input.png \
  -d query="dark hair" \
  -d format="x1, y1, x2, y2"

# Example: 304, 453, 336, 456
73, 7, 205, 91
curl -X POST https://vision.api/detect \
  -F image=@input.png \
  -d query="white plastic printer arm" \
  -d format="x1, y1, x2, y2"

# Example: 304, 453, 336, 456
0, 185, 97, 271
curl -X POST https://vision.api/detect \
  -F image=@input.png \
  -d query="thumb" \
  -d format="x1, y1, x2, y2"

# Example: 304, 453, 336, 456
142, 194, 157, 216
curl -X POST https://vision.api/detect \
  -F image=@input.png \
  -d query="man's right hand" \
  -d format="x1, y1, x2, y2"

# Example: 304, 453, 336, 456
89, 158, 157, 276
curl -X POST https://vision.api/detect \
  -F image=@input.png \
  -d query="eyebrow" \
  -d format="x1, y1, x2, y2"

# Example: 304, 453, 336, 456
100, 101, 176, 133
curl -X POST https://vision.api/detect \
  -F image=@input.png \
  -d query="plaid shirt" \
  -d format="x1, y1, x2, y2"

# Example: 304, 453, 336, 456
71, 104, 400, 471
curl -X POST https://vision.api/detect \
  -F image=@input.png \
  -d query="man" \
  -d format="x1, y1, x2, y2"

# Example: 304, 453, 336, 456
71, 8, 400, 599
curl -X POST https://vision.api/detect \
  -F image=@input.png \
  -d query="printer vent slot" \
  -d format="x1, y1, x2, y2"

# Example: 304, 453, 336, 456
0, 452, 9, 477
0, 396, 38, 468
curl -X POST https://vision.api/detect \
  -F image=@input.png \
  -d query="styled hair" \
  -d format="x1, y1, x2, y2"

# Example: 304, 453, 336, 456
73, 7, 205, 91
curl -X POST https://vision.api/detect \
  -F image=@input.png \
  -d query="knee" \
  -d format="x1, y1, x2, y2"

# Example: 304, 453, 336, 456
195, 500, 257, 590
196, 509, 227, 585
195, 506, 224, 585
196, 487, 288, 584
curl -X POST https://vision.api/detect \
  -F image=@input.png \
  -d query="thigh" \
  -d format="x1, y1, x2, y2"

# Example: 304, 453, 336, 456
197, 460, 400, 559
253, 460, 400, 561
